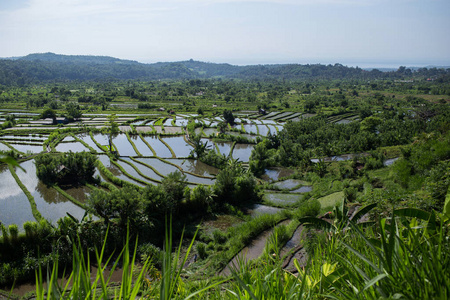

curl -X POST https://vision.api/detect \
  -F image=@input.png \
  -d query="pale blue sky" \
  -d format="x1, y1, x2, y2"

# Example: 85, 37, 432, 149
0, 0, 449, 67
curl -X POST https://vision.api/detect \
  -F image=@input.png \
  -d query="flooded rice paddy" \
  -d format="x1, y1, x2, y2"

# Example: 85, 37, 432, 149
55, 141, 89, 153
8, 143, 44, 154
273, 179, 307, 190
291, 186, 313, 193
141, 136, 172, 157
215, 141, 233, 156
161, 136, 192, 157
247, 204, 281, 217
112, 134, 138, 156
15, 160, 87, 224
168, 158, 219, 176
263, 193, 302, 206
231, 143, 254, 162
0, 164, 35, 229
0, 112, 307, 231
262, 167, 295, 182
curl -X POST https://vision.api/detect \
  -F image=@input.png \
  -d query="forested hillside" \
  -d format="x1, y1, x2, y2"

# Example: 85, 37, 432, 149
1, 53, 449, 85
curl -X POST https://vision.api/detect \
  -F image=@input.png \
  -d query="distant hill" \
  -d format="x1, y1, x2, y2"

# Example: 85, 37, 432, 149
19, 52, 140, 65
0, 53, 448, 86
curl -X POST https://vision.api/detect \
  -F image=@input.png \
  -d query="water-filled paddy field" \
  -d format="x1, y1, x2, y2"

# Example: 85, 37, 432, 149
0, 112, 297, 231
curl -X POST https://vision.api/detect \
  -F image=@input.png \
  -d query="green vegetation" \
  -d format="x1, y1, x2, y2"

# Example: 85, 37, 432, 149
0, 59, 449, 299
35, 152, 97, 186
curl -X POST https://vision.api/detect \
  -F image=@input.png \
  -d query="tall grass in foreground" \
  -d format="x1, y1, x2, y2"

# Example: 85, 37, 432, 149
227, 208, 450, 300
35, 220, 224, 299
35, 228, 151, 300
35, 209, 449, 299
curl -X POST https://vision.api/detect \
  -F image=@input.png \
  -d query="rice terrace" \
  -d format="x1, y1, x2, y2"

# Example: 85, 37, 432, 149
0, 53, 449, 299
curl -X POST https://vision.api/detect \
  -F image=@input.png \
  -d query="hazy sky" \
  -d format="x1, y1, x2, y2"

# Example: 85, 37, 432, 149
1, 0, 449, 66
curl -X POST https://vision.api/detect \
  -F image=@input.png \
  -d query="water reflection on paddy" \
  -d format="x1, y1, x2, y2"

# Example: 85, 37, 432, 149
168, 158, 219, 176
113, 134, 138, 156
200, 128, 217, 136
266, 125, 279, 135
121, 157, 162, 183
291, 186, 313, 193
257, 125, 270, 136
91, 134, 110, 146
215, 141, 233, 156
131, 120, 147, 125
174, 118, 188, 126
273, 179, 305, 190
0, 134, 47, 142
9, 143, 44, 153
134, 157, 180, 176
97, 155, 146, 187
130, 135, 154, 156
161, 136, 192, 158
243, 124, 258, 134
76, 134, 103, 151
227, 131, 257, 141
141, 136, 172, 158
263, 193, 301, 205
232, 143, 254, 162
55, 142, 89, 153
247, 204, 281, 217
0, 142, 11, 152
0, 164, 35, 230
116, 159, 157, 186
184, 173, 215, 185
15, 160, 87, 224
262, 167, 294, 181
61, 185, 92, 203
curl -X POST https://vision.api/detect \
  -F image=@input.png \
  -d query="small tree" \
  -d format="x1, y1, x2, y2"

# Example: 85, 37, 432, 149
190, 133, 210, 159
223, 109, 235, 125
106, 114, 119, 152
41, 108, 57, 125
66, 102, 82, 121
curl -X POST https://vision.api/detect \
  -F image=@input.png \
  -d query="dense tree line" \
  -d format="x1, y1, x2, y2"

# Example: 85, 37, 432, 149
1, 53, 449, 86
250, 103, 450, 174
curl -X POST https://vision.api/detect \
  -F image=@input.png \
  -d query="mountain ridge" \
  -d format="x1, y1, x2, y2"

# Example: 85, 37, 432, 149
0, 52, 448, 86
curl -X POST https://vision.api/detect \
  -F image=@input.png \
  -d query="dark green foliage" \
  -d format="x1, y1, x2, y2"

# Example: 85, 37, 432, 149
270, 104, 449, 168
87, 186, 143, 229
214, 160, 259, 206
391, 131, 450, 194
296, 199, 321, 218
40, 108, 57, 124
425, 161, 450, 205
65, 102, 82, 120
142, 171, 190, 231
200, 150, 228, 169
249, 139, 276, 176
35, 151, 97, 185
223, 109, 235, 125
1, 54, 449, 85
188, 185, 214, 215
196, 242, 208, 259
189, 133, 210, 158
138, 243, 162, 267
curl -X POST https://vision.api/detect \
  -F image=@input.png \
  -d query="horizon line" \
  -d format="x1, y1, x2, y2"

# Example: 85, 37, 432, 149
2, 52, 450, 69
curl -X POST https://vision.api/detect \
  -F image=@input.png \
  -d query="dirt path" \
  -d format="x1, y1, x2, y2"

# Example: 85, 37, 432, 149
220, 220, 289, 276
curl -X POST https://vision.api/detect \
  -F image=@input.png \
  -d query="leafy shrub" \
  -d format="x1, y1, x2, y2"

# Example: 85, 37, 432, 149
212, 229, 228, 244
344, 186, 358, 202
196, 242, 208, 259
138, 243, 162, 267
8, 224, 18, 241
35, 151, 97, 185
296, 199, 321, 218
